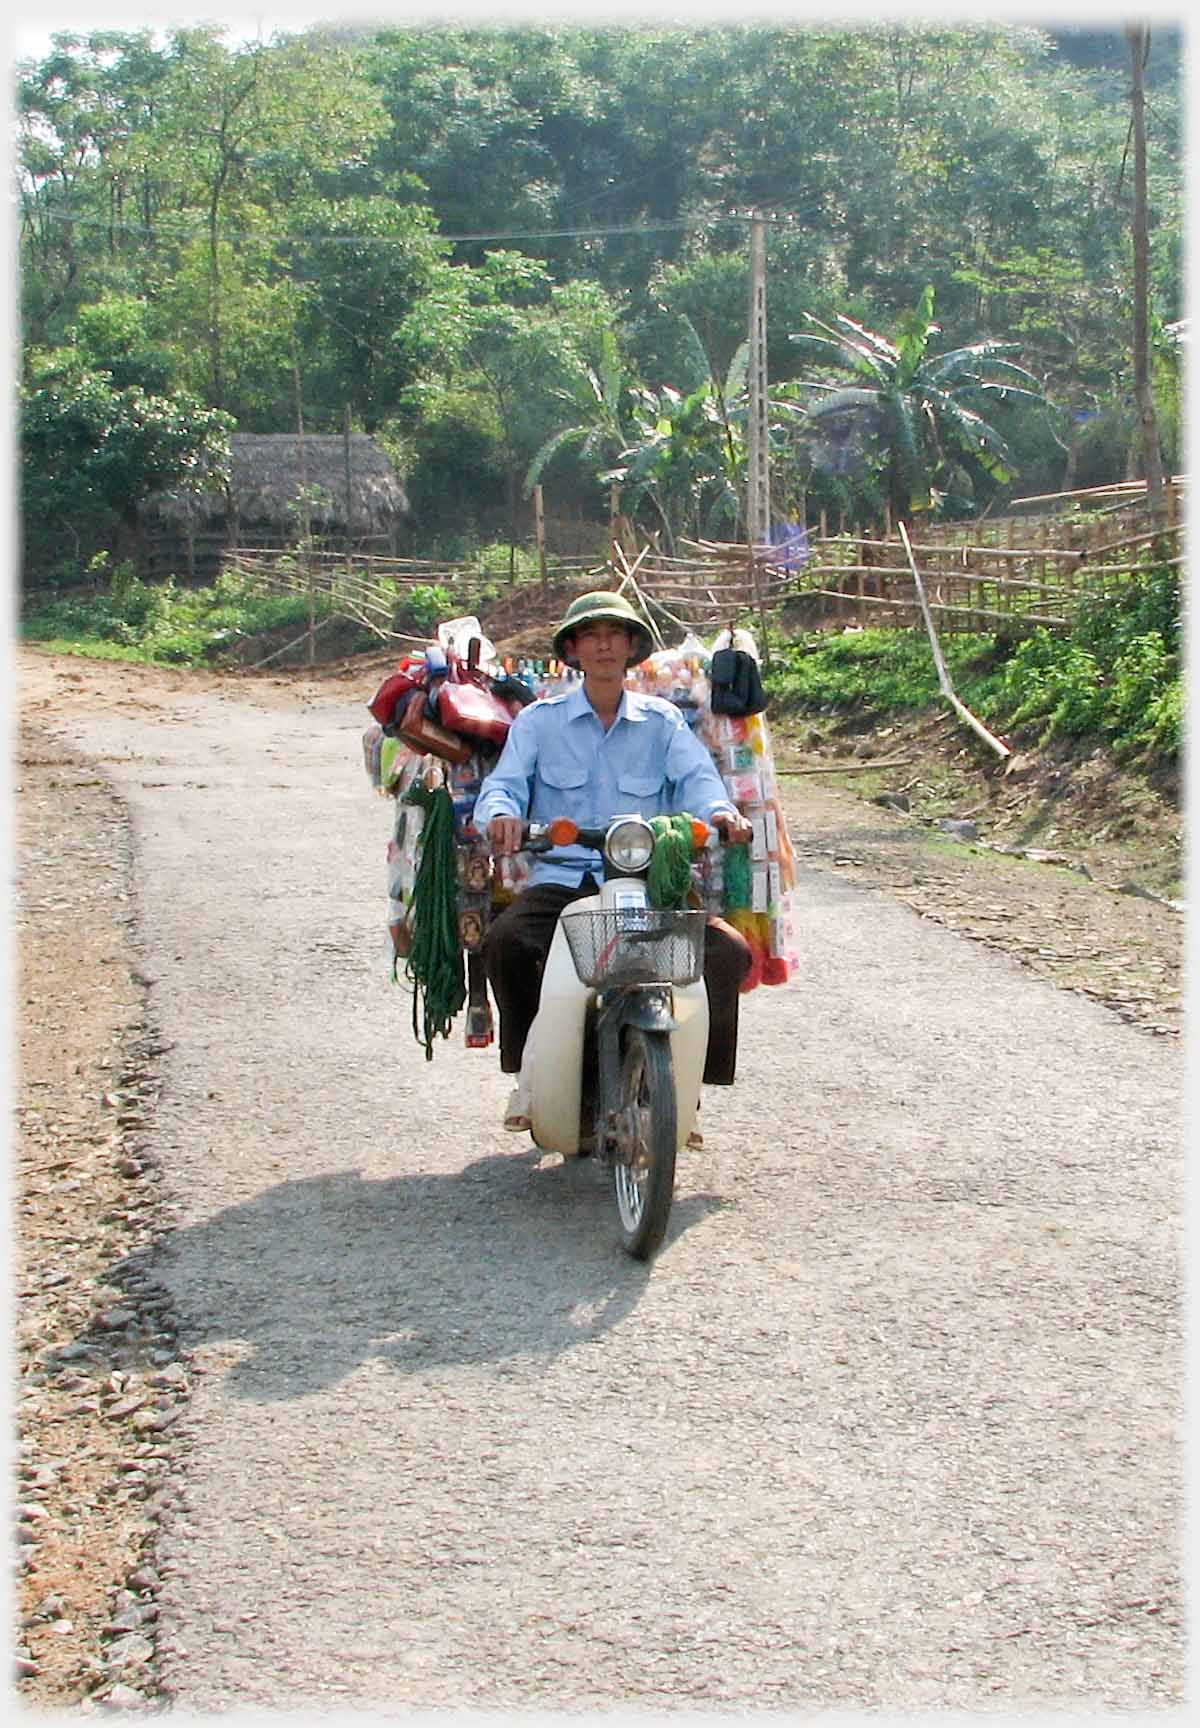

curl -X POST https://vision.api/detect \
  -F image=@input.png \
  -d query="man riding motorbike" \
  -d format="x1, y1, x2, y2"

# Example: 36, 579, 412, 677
472, 591, 754, 1128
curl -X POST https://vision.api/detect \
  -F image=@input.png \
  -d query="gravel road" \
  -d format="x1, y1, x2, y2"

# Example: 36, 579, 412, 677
18, 661, 1184, 1713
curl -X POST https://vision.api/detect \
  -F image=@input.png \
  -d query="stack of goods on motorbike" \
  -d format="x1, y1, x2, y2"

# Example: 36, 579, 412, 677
361, 595, 797, 1257
366, 608, 798, 1050
361, 613, 547, 1052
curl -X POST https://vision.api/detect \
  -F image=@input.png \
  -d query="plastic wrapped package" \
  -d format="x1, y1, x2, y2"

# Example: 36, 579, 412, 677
437, 614, 499, 671
628, 632, 710, 725
380, 734, 416, 795
445, 750, 488, 842
386, 789, 425, 961
709, 625, 761, 660
492, 850, 531, 905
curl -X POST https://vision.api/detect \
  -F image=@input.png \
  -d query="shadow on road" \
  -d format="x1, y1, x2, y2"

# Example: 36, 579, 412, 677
111, 1149, 727, 1401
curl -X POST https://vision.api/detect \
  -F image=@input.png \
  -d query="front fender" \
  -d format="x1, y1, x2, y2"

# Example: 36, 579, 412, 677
615, 985, 677, 1035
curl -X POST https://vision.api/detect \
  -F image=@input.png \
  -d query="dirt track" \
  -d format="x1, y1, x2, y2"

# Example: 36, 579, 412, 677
14, 649, 1185, 1712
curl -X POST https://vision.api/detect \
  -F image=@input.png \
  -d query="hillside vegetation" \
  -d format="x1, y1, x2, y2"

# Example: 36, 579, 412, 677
18, 21, 1182, 577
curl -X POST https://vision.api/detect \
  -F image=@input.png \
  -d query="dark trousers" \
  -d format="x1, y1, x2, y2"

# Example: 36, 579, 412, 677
484, 878, 752, 1084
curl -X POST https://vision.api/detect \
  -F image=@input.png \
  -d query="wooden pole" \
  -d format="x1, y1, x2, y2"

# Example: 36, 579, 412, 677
343, 403, 354, 569
611, 542, 664, 648
898, 522, 1011, 759
534, 483, 547, 593
290, 323, 314, 667
1127, 24, 1166, 510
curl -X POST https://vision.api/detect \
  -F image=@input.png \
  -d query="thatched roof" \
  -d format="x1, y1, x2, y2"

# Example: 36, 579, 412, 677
146, 432, 410, 531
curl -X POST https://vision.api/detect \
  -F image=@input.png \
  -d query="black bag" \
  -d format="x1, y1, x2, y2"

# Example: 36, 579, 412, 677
709, 648, 767, 716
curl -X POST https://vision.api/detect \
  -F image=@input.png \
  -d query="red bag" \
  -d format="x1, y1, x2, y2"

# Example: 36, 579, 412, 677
368, 664, 422, 728
395, 689, 472, 765
436, 676, 513, 746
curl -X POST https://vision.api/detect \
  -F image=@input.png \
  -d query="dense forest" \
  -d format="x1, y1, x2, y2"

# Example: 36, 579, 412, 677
16, 19, 1184, 578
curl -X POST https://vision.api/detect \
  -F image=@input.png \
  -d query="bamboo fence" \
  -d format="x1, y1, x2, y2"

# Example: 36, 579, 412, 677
733, 476, 1184, 638
224, 546, 606, 643
224, 476, 1185, 647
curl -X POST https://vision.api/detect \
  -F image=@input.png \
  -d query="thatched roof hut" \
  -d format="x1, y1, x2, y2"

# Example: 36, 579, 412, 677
145, 432, 410, 538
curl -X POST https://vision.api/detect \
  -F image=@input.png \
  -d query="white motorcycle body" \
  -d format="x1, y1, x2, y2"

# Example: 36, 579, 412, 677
526, 875, 708, 1158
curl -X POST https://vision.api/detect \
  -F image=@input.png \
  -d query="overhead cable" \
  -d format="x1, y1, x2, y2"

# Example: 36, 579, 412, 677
22, 204, 806, 248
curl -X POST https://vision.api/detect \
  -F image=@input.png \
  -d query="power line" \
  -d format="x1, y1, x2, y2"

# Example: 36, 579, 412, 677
442, 216, 748, 244
21, 203, 805, 248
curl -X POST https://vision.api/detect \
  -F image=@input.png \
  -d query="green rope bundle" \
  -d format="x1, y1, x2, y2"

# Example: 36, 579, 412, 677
400, 780, 466, 1060
722, 841, 753, 911
647, 814, 697, 909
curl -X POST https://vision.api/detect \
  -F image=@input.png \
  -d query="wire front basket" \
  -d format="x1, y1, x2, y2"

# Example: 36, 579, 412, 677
561, 908, 706, 988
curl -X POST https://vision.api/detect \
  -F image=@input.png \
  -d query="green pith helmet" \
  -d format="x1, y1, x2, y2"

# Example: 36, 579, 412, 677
552, 590, 654, 668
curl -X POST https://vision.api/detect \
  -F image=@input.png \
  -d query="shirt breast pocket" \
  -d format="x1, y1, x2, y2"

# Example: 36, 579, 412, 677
536, 753, 590, 819
616, 769, 665, 815
540, 757, 589, 793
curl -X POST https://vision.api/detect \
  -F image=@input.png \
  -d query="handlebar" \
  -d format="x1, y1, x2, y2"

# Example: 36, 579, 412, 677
524, 819, 604, 855
522, 815, 720, 856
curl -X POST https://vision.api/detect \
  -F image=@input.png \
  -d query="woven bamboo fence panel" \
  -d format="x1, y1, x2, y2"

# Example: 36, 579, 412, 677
784, 480, 1183, 636
223, 477, 1184, 643
223, 547, 607, 641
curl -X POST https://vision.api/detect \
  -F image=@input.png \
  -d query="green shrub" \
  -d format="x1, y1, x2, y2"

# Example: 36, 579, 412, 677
21, 567, 330, 665
766, 627, 995, 714
765, 553, 1181, 769
995, 635, 1106, 738
1073, 561, 1180, 660
403, 582, 455, 633
1109, 633, 1172, 731
988, 559, 1181, 761
1137, 678, 1184, 761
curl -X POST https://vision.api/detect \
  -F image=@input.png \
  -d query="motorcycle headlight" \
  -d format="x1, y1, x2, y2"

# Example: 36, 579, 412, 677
605, 816, 655, 874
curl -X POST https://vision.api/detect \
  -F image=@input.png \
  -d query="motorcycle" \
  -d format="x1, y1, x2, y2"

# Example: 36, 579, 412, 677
513, 812, 716, 1260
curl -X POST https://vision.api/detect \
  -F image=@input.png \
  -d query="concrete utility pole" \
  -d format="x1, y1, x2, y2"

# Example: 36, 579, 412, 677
1126, 22, 1165, 509
747, 213, 771, 547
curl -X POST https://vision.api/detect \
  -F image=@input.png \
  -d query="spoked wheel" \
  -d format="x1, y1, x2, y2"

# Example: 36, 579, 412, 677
612, 1027, 677, 1260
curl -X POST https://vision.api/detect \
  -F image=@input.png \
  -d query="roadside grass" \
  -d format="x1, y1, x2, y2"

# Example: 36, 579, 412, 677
20, 563, 333, 666
767, 627, 1006, 714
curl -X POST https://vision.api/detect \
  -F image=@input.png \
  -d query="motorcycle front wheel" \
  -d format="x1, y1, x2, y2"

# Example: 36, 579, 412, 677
612, 1027, 677, 1260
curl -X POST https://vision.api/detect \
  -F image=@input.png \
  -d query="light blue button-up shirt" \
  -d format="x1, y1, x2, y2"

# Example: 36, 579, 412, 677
473, 681, 738, 887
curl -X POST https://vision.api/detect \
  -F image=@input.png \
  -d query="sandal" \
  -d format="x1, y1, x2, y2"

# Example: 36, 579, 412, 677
504, 1089, 532, 1133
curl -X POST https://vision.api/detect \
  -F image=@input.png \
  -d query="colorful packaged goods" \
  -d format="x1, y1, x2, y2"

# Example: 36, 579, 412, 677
582, 619, 796, 988
686, 629, 798, 988
627, 632, 710, 725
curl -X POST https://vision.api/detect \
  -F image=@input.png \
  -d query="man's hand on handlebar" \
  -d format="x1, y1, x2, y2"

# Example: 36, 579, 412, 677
487, 815, 525, 858
713, 810, 754, 847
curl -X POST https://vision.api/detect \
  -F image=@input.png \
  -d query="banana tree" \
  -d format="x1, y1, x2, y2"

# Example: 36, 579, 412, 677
522, 325, 633, 503
599, 314, 752, 551
789, 285, 1047, 525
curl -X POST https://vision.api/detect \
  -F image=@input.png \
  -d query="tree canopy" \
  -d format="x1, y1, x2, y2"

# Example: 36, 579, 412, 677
16, 19, 1183, 568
